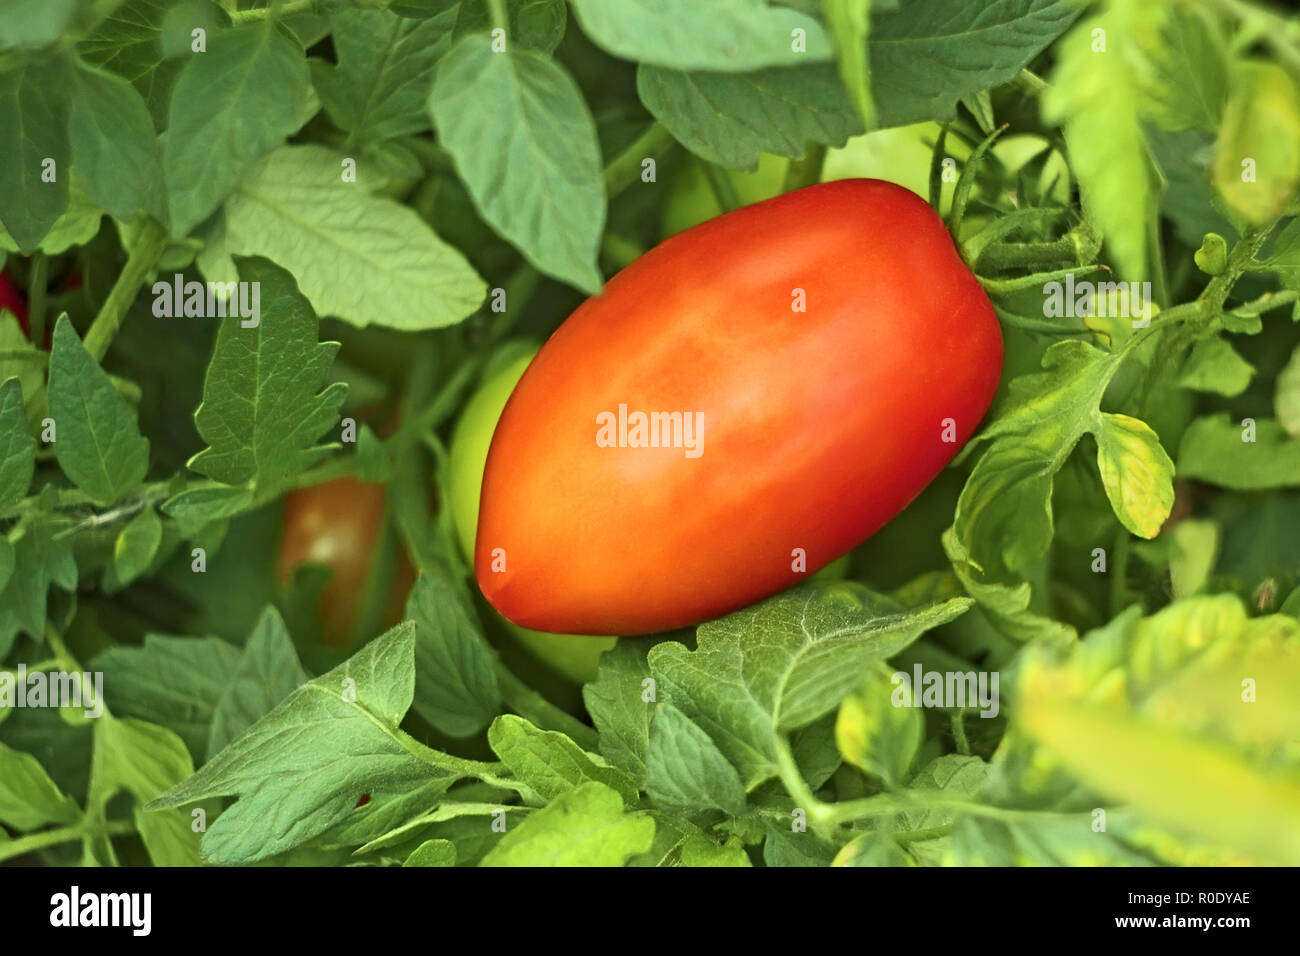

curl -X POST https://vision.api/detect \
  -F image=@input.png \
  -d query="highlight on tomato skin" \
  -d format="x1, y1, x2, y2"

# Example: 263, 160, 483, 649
475, 178, 1004, 637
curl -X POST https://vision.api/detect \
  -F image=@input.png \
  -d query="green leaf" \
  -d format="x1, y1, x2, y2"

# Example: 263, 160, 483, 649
0, 176, 106, 256
1094, 413, 1175, 539
636, 63, 860, 171
1021, 699, 1300, 866
47, 316, 150, 506
0, 0, 77, 51
1044, 9, 1151, 280
0, 519, 77, 655
206, 606, 309, 759
762, 824, 837, 866
405, 571, 501, 738
948, 809, 1165, 866
94, 634, 243, 760
1213, 61, 1300, 227
680, 834, 751, 867
1168, 519, 1217, 599
148, 623, 464, 864
163, 24, 309, 235
0, 61, 71, 252
68, 60, 160, 221
831, 832, 913, 866
872, 0, 1077, 128
429, 37, 604, 293
488, 714, 638, 805
452, 0, 567, 55
187, 257, 346, 490
0, 314, 43, 409
1276, 343, 1300, 438
479, 782, 655, 867
649, 583, 971, 787
403, 839, 456, 866
570, 0, 830, 71
312, 8, 454, 146
1178, 415, 1300, 490
834, 663, 922, 787
88, 716, 200, 866
583, 640, 655, 783
1133, 4, 1227, 132
0, 379, 35, 513
1177, 336, 1254, 396
219, 145, 485, 330
645, 704, 747, 817
77, 0, 191, 126
0, 741, 81, 831
112, 506, 163, 587
161, 485, 255, 532
822, 0, 873, 129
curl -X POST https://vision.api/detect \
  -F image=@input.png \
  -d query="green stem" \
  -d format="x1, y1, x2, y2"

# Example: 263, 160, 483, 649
602, 122, 676, 199
782, 142, 827, 192
83, 217, 168, 361
486, 0, 509, 34
951, 711, 970, 756
0, 349, 47, 363
27, 252, 47, 347
1015, 67, 1048, 96
495, 662, 600, 751
0, 820, 136, 864
228, 0, 315, 22
702, 163, 741, 213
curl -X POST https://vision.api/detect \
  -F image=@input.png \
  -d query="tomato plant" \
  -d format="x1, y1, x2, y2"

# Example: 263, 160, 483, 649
448, 345, 616, 682
477, 179, 1003, 635
4, 0, 1300, 879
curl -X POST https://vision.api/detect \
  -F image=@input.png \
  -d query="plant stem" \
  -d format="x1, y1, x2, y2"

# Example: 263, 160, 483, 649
702, 162, 741, 213
1015, 67, 1048, 96
495, 662, 600, 751
486, 0, 509, 34
83, 217, 168, 361
0, 349, 47, 363
0, 820, 136, 864
602, 122, 676, 199
951, 711, 970, 756
229, 0, 315, 22
27, 252, 47, 347
783, 142, 827, 192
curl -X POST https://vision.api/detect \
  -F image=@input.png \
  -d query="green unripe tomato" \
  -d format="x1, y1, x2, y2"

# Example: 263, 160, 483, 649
660, 151, 789, 238
449, 343, 617, 683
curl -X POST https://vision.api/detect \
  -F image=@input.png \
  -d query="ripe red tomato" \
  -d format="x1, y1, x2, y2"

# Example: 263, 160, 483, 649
278, 476, 414, 647
0, 270, 29, 337
476, 179, 1002, 635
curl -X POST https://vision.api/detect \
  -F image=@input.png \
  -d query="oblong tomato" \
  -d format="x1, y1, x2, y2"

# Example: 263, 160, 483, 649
477, 179, 1002, 635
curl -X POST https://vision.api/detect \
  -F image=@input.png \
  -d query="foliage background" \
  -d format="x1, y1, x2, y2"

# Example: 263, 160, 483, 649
1, 0, 1299, 867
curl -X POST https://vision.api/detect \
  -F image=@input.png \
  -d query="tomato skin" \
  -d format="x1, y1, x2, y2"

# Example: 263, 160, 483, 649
278, 476, 413, 647
449, 346, 616, 683
477, 179, 1002, 636
0, 271, 29, 337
